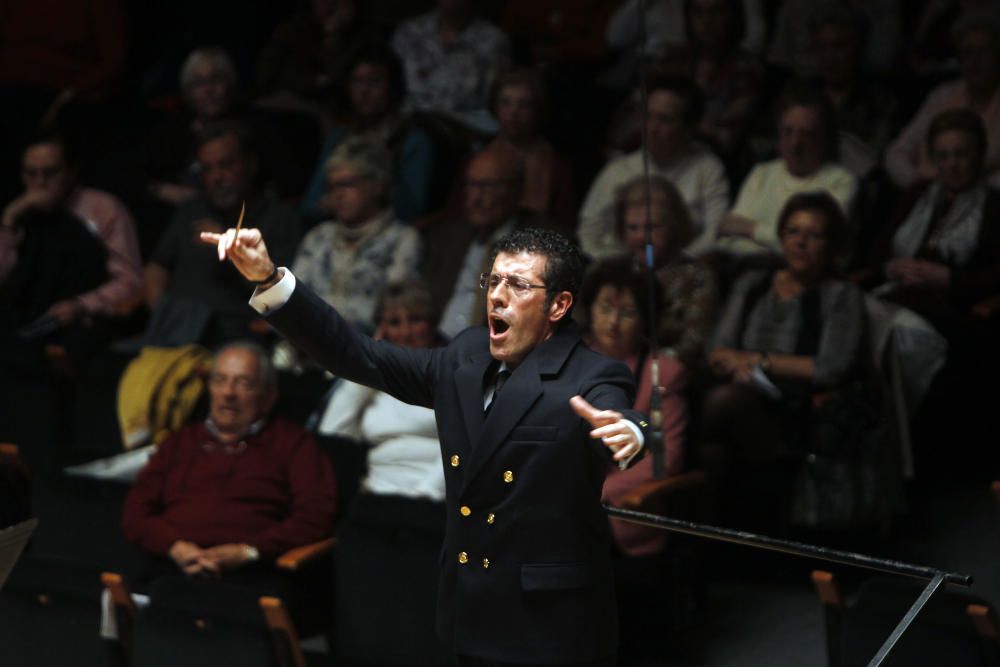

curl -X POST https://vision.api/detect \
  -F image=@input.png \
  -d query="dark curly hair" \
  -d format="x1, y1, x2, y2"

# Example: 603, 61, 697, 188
776, 191, 850, 269
578, 256, 659, 342
491, 227, 585, 319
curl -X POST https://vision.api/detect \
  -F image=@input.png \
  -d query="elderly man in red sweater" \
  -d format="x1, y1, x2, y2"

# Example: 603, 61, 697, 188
121, 341, 336, 582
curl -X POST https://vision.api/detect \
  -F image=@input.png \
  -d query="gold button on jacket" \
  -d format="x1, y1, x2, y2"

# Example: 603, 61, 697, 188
450, 454, 460, 467
482, 558, 490, 569
503, 470, 514, 483
460, 505, 472, 516
486, 512, 495, 524
458, 551, 469, 564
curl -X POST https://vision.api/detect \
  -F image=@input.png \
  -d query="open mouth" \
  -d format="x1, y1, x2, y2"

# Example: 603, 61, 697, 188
489, 315, 510, 339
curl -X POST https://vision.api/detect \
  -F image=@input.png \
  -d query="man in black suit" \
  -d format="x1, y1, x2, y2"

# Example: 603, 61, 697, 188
202, 225, 646, 666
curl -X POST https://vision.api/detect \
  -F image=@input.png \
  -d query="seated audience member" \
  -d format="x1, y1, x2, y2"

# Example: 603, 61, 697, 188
484, 69, 576, 232
872, 108, 1000, 477
872, 109, 1000, 338
121, 342, 336, 586
604, 0, 766, 91
579, 256, 689, 665
421, 147, 549, 338
656, 0, 765, 160
703, 192, 870, 530
580, 76, 730, 260
1, 132, 141, 333
391, 0, 511, 134
313, 280, 450, 667
806, 5, 897, 174
144, 121, 300, 347
0, 186, 106, 456
299, 44, 435, 224
255, 0, 376, 108
702, 86, 857, 265
145, 48, 242, 209
768, 0, 901, 77
615, 176, 719, 368
292, 136, 421, 334
501, 0, 618, 65
886, 8, 1000, 189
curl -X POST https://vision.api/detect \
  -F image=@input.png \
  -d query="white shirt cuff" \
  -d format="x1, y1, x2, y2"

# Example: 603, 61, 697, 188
618, 419, 645, 470
248, 268, 296, 315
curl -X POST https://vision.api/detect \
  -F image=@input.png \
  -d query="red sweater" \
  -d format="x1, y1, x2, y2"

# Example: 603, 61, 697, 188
122, 417, 337, 557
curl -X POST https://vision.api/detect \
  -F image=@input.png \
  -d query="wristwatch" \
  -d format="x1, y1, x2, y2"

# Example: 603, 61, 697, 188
244, 544, 260, 562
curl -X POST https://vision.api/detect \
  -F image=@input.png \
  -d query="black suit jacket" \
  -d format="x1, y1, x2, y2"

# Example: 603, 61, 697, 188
268, 281, 646, 663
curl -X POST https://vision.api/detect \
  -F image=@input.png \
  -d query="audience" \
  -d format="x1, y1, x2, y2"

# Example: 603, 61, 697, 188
422, 147, 549, 338
145, 48, 243, 210
703, 192, 870, 530
768, 0, 901, 76
703, 86, 858, 267
314, 280, 450, 666
391, 0, 511, 134
6, 4, 1000, 661
484, 68, 576, 232
886, 7, 1000, 189
872, 108, 1000, 337
292, 136, 422, 334
255, 0, 376, 108
656, 0, 765, 160
871, 107, 1000, 477
1, 132, 141, 333
299, 44, 435, 224
579, 256, 689, 665
615, 176, 719, 368
806, 5, 898, 175
144, 120, 300, 347
121, 342, 336, 586
580, 76, 730, 260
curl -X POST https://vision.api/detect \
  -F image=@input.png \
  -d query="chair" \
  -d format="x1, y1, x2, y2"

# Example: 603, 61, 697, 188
811, 569, 1000, 666
613, 470, 710, 662
101, 538, 335, 667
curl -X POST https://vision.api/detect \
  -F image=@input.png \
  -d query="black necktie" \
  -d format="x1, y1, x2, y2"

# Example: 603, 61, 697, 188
486, 369, 511, 415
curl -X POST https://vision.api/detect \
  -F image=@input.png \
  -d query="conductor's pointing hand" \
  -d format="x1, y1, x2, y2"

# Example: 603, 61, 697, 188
199, 228, 277, 284
570, 395, 642, 462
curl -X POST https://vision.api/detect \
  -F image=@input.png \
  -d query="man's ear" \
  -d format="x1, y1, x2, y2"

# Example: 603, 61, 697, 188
548, 291, 573, 323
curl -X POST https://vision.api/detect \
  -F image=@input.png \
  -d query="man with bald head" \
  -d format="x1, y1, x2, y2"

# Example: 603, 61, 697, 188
423, 147, 557, 338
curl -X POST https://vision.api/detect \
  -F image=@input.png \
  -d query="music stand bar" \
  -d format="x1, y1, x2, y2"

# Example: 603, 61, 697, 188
603, 505, 972, 587
867, 573, 946, 667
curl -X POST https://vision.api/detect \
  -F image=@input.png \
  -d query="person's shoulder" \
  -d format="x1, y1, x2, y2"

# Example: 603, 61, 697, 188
449, 325, 489, 351
394, 11, 434, 39
688, 142, 726, 169
926, 77, 965, 104
732, 268, 772, 293
74, 186, 129, 214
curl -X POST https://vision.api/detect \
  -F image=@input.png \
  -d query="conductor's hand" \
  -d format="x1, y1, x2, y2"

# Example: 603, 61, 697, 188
570, 395, 642, 462
199, 227, 276, 283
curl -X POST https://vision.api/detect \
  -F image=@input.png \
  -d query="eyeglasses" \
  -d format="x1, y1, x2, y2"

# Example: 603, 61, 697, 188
479, 272, 546, 297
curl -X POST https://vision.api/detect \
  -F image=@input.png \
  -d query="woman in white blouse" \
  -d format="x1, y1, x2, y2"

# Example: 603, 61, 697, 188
315, 279, 450, 666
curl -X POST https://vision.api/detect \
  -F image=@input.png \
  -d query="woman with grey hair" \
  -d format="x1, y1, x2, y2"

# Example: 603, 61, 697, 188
290, 135, 422, 334
146, 47, 243, 208
886, 6, 1000, 189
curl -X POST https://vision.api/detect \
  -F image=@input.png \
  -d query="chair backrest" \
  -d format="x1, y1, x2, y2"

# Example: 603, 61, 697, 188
131, 577, 279, 667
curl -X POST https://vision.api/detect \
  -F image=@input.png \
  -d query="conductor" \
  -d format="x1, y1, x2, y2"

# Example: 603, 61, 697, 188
202, 225, 647, 667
